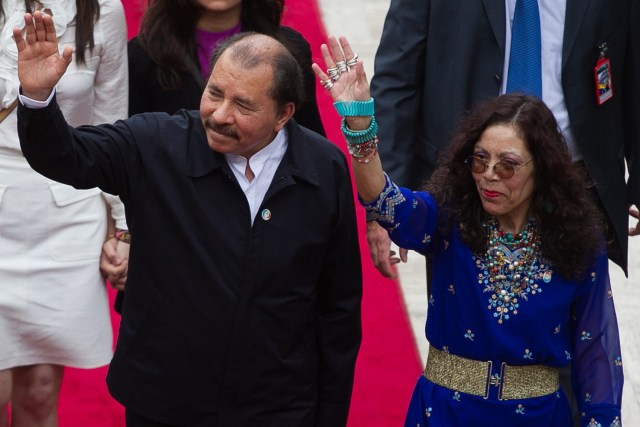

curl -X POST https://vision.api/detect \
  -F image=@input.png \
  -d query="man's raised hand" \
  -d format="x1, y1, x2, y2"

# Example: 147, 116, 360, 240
13, 11, 73, 101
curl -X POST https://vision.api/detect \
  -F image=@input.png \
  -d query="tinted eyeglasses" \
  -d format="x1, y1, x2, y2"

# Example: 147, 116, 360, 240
465, 156, 533, 179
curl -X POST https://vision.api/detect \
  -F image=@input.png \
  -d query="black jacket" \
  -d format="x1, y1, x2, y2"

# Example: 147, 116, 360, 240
19, 101, 362, 426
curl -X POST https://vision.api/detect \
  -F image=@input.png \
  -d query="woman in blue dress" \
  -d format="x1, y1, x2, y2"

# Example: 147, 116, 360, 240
313, 36, 623, 427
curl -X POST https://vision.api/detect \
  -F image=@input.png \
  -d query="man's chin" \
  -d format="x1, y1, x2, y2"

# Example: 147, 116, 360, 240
208, 140, 229, 153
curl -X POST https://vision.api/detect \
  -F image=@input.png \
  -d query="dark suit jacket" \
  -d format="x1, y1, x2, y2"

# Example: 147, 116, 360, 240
371, 0, 640, 273
18, 101, 362, 426
128, 26, 326, 136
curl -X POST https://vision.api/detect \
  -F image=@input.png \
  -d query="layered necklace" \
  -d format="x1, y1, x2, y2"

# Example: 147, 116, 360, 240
473, 216, 552, 324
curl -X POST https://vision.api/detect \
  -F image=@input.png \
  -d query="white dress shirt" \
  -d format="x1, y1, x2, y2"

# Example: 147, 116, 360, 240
224, 128, 288, 225
502, 0, 580, 160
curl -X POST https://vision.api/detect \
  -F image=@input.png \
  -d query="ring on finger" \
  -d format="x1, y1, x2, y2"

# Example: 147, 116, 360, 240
336, 60, 348, 73
321, 79, 334, 90
346, 53, 359, 67
327, 68, 341, 81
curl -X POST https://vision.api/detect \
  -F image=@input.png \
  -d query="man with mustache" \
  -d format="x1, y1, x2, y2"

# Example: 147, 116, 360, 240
14, 12, 362, 427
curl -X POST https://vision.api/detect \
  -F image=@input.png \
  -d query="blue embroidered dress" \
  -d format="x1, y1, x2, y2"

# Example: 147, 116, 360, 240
364, 175, 623, 427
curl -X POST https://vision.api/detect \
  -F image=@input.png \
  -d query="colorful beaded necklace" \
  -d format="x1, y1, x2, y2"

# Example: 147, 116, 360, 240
476, 216, 548, 324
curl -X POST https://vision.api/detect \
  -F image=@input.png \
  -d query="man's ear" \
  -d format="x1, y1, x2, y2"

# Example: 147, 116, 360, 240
274, 102, 296, 131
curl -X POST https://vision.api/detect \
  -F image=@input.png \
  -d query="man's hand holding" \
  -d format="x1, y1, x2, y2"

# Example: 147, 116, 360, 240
367, 221, 408, 279
100, 237, 129, 291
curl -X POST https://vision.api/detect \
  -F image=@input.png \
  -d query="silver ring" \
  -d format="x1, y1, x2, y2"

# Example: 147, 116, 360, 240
327, 67, 341, 81
321, 79, 334, 90
346, 53, 359, 67
336, 60, 348, 73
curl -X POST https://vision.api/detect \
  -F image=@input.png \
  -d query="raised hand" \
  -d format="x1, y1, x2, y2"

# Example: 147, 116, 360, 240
12, 11, 73, 101
312, 36, 370, 104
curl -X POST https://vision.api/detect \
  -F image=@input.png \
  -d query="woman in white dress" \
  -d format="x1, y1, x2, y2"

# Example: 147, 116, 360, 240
0, 1, 128, 425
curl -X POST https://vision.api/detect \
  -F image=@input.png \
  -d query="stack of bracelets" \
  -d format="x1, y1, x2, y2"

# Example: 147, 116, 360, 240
334, 98, 378, 163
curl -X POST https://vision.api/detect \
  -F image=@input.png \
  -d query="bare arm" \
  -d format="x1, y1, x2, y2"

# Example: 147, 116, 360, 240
312, 36, 385, 203
313, 36, 410, 277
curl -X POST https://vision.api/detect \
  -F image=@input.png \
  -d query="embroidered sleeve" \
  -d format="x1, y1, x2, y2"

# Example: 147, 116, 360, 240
361, 173, 406, 226
570, 250, 623, 427
360, 172, 438, 252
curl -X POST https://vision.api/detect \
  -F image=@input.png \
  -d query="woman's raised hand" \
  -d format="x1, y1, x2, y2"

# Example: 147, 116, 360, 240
312, 36, 370, 104
12, 11, 73, 101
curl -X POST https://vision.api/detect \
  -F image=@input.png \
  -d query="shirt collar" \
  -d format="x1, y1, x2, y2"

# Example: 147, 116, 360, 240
187, 118, 321, 188
223, 127, 287, 180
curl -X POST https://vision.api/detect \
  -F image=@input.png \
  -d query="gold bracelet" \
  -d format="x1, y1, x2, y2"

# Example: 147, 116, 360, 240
114, 229, 131, 244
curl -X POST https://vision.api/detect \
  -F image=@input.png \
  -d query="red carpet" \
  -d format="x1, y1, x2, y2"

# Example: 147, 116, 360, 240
56, 1, 421, 425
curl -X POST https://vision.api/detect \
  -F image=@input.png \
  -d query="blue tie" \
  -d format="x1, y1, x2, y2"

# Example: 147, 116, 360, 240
506, 0, 542, 98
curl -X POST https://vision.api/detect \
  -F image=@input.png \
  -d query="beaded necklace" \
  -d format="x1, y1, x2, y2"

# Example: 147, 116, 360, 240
474, 216, 551, 324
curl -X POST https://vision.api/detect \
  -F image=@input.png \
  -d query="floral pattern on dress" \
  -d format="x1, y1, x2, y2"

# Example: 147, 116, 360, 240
464, 329, 475, 341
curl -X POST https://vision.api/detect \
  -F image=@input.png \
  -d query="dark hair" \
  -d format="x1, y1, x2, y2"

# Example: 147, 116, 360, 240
426, 94, 604, 281
1, 1, 100, 65
209, 32, 304, 111
138, 0, 284, 89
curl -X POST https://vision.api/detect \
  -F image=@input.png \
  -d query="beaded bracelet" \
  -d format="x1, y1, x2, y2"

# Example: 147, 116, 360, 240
334, 97, 375, 117
348, 136, 379, 163
355, 147, 378, 164
341, 117, 378, 144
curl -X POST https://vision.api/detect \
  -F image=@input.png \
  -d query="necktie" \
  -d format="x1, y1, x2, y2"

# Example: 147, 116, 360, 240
506, 0, 542, 98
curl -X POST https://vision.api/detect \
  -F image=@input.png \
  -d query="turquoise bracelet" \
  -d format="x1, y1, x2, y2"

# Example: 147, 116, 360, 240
341, 117, 378, 144
334, 97, 375, 117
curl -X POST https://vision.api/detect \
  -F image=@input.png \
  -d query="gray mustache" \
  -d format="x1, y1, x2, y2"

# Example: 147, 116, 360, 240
205, 119, 239, 139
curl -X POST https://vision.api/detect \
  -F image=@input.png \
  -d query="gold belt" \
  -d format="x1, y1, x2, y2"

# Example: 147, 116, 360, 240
423, 346, 559, 400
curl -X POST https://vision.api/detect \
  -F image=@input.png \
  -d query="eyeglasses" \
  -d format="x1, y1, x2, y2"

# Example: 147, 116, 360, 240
465, 156, 533, 179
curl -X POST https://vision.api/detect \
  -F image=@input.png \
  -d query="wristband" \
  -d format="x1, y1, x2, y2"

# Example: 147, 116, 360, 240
341, 117, 378, 144
334, 98, 375, 117
115, 229, 131, 244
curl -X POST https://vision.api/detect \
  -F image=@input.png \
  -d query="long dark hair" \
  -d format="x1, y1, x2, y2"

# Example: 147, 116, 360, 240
426, 94, 604, 281
0, 0, 100, 65
138, 0, 284, 89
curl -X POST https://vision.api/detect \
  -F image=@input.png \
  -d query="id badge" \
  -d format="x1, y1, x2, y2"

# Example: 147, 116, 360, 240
594, 56, 613, 105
